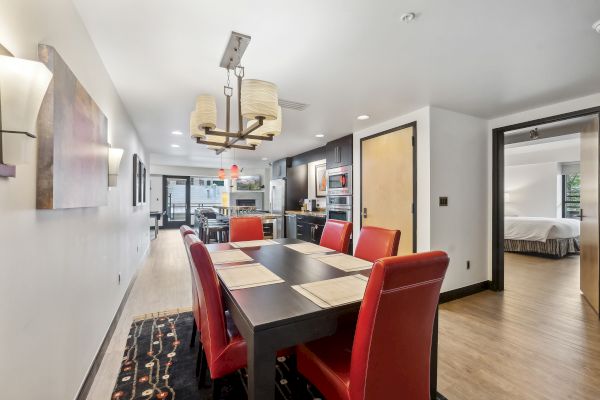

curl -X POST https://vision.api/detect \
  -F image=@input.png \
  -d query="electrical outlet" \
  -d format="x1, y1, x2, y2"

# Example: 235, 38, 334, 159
466, 260, 471, 270
439, 196, 448, 207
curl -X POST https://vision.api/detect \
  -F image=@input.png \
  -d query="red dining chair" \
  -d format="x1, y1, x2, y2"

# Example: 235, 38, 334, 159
320, 219, 353, 253
297, 251, 449, 400
179, 225, 201, 349
185, 234, 247, 396
229, 216, 264, 242
354, 226, 400, 262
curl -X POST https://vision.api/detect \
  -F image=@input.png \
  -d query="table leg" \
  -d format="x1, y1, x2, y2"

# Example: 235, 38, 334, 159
247, 333, 277, 400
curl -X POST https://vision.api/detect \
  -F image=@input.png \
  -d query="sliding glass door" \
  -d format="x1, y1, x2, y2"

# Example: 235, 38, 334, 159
162, 176, 190, 228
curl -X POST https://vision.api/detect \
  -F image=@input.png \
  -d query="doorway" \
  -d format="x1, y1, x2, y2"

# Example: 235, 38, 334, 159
492, 107, 600, 316
360, 122, 417, 255
162, 175, 190, 228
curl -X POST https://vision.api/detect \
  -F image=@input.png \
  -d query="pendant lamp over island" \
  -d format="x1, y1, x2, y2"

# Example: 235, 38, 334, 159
188, 32, 282, 154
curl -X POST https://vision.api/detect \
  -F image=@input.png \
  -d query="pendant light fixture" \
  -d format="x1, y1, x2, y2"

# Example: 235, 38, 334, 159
218, 153, 225, 180
189, 32, 283, 154
230, 148, 239, 179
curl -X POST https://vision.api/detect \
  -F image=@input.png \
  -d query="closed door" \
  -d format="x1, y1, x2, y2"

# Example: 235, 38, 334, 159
163, 176, 190, 228
580, 115, 600, 314
361, 124, 415, 255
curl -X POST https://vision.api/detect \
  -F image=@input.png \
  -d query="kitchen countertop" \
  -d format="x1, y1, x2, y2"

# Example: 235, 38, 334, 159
285, 210, 326, 218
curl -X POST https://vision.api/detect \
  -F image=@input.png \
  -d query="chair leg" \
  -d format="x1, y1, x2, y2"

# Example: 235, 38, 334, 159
212, 377, 221, 399
198, 347, 208, 389
190, 319, 197, 348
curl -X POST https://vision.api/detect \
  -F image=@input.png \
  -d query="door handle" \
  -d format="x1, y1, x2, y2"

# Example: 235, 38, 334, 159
363, 208, 368, 218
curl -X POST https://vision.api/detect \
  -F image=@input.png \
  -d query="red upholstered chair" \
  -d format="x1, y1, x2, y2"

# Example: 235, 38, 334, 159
297, 251, 449, 400
229, 216, 264, 242
184, 234, 247, 395
354, 226, 400, 262
179, 225, 201, 348
320, 219, 353, 253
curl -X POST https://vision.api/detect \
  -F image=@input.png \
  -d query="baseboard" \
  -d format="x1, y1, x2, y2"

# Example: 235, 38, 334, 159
439, 280, 491, 304
75, 270, 139, 400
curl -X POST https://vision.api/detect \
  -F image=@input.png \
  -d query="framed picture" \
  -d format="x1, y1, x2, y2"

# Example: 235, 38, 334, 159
132, 154, 139, 206
315, 163, 327, 197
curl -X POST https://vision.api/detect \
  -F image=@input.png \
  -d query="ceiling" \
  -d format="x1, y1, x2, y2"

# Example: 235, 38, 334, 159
72, 0, 600, 167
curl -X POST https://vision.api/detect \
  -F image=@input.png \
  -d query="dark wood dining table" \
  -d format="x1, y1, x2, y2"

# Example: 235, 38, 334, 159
206, 238, 442, 400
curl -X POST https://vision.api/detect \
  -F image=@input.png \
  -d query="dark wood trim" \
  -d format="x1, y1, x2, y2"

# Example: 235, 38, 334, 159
360, 121, 418, 253
75, 270, 139, 400
439, 281, 491, 304
162, 175, 191, 229
491, 106, 600, 295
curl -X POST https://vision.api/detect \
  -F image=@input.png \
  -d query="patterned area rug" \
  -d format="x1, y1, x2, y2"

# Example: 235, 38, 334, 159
110, 310, 323, 399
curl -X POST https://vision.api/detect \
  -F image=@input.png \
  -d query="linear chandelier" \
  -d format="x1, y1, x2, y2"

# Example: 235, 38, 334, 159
189, 32, 282, 155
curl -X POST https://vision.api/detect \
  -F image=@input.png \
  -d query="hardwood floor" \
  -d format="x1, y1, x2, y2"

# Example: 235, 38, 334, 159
438, 252, 600, 399
88, 232, 600, 399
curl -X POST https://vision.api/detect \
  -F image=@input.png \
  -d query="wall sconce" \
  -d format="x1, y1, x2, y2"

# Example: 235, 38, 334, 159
108, 145, 124, 187
0, 44, 53, 177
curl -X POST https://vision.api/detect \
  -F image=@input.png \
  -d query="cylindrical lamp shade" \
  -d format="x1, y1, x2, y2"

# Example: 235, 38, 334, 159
0, 54, 53, 135
194, 95, 217, 129
189, 111, 206, 138
247, 106, 282, 140
241, 79, 278, 120
230, 164, 239, 179
218, 168, 226, 180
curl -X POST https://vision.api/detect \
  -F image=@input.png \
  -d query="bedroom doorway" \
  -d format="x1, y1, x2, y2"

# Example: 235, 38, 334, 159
492, 108, 600, 316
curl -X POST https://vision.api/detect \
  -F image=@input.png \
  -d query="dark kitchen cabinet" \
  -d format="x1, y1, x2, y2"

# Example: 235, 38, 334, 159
271, 158, 291, 180
296, 215, 325, 244
286, 164, 308, 210
326, 134, 353, 169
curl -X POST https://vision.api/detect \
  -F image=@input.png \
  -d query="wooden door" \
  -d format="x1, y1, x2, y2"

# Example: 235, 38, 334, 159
361, 125, 415, 255
580, 115, 600, 314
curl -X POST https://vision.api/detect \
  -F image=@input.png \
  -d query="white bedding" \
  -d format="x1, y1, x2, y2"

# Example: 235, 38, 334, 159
505, 217, 580, 242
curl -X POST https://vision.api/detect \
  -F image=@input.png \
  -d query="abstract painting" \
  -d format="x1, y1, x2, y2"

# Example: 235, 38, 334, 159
132, 154, 146, 206
36, 44, 108, 209
315, 163, 327, 197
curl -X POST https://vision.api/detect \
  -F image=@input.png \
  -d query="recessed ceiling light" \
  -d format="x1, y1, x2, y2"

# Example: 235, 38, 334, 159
400, 12, 416, 23
171, 144, 180, 148
172, 130, 183, 135
594, 20, 600, 34
357, 115, 370, 121
315, 134, 325, 138
261, 157, 268, 161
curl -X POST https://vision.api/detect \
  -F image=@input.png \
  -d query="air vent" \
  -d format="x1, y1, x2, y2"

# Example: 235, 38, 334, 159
279, 98, 309, 111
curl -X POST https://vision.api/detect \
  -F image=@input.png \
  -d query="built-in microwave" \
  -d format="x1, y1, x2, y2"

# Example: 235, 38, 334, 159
326, 166, 352, 196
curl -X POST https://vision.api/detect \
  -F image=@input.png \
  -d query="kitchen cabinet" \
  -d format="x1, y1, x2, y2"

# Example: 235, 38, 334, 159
271, 158, 291, 180
286, 164, 308, 211
296, 215, 325, 244
326, 134, 353, 169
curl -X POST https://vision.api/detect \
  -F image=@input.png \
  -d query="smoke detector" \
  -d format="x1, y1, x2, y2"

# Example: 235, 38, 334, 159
400, 12, 416, 23
594, 20, 600, 34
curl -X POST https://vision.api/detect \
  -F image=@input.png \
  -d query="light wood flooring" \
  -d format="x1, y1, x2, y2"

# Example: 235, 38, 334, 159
438, 252, 600, 399
88, 232, 600, 399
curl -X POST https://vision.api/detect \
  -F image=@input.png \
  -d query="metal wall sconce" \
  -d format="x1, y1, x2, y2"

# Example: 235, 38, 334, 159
108, 145, 124, 187
0, 43, 53, 177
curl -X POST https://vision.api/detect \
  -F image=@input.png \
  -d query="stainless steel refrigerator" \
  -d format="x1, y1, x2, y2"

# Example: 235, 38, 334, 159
269, 178, 286, 238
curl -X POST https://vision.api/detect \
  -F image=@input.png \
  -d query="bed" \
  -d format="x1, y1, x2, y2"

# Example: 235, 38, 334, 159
504, 217, 580, 258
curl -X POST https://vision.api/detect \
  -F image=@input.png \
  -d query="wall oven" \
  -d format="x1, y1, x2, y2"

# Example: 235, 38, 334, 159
326, 195, 352, 222
326, 166, 352, 196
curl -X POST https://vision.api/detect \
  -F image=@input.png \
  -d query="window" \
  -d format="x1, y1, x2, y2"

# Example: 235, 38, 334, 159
562, 172, 580, 219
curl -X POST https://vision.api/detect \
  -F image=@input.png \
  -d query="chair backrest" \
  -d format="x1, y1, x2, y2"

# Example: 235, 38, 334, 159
354, 226, 400, 262
319, 219, 353, 253
229, 216, 264, 242
184, 234, 229, 365
180, 225, 201, 328
348, 251, 449, 400
179, 225, 195, 238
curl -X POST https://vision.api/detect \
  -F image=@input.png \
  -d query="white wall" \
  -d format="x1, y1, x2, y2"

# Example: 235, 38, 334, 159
505, 162, 561, 218
429, 107, 489, 292
353, 106, 431, 253
0, 1, 149, 399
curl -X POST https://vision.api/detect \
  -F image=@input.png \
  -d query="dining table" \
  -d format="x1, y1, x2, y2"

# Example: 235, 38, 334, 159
205, 238, 442, 400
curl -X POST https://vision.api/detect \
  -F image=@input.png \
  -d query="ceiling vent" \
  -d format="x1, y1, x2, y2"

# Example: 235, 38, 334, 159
279, 98, 309, 111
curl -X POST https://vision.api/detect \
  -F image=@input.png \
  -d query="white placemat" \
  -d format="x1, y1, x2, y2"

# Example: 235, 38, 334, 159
291, 275, 368, 308
230, 240, 280, 248
314, 253, 373, 272
209, 249, 254, 265
216, 263, 285, 290
284, 243, 335, 255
